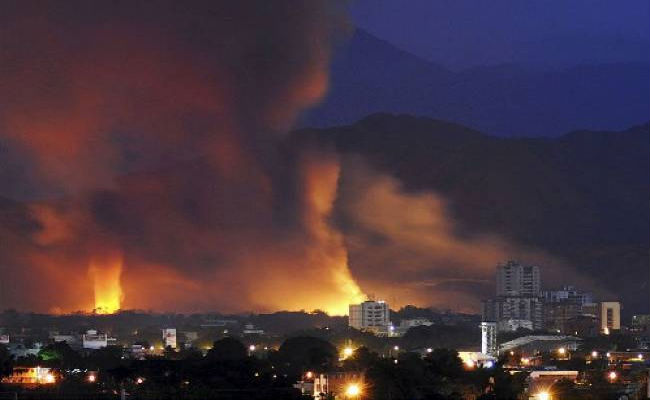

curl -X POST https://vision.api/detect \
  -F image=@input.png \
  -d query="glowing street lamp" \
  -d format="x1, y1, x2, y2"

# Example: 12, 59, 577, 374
342, 347, 354, 359
305, 371, 313, 379
136, 377, 144, 384
591, 351, 598, 358
87, 374, 97, 383
345, 383, 361, 398
536, 391, 550, 400
608, 371, 617, 382
249, 344, 256, 352
557, 347, 566, 355
426, 348, 433, 353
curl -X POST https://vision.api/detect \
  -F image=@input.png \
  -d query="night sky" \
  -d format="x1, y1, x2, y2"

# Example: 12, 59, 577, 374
350, 0, 649, 69
0, 0, 647, 315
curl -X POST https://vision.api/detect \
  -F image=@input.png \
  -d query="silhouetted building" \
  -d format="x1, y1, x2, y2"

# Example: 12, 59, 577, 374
542, 286, 596, 333
496, 260, 540, 297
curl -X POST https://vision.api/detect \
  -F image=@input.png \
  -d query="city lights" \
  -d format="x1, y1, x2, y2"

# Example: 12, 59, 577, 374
342, 347, 354, 359
426, 348, 433, 353
536, 391, 550, 400
136, 377, 144, 384
87, 374, 96, 383
249, 344, 256, 352
591, 351, 598, 358
557, 347, 566, 355
305, 371, 313, 379
44, 373, 55, 384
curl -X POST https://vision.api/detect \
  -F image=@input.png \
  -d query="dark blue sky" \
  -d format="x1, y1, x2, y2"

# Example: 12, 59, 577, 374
350, 0, 650, 70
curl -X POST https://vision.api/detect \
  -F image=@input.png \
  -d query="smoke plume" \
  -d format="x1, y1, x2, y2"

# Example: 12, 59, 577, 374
0, 0, 363, 314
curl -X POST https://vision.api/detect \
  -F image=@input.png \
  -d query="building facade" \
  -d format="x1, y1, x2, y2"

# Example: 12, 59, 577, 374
483, 261, 544, 332
349, 300, 391, 333
542, 286, 597, 333
496, 260, 540, 297
481, 322, 497, 356
600, 301, 621, 333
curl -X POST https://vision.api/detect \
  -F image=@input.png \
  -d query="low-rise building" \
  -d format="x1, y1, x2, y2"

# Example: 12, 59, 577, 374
82, 330, 112, 350
499, 335, 581, 357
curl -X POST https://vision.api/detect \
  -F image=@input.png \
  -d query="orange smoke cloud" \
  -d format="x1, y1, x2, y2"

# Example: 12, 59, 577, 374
335, 157, 574, 312
0, 0, 363, 314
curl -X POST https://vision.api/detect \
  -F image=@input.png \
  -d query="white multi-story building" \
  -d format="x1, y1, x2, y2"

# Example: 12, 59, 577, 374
496, 260, 541, 297
162, 328, 177, 349
481, 322, 497, 357
82, 330, 108, 350
349, 300, 391, 333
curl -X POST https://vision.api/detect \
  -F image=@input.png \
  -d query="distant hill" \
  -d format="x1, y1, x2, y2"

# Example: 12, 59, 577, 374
301, 29, 650, 137
293, 114, 650, 313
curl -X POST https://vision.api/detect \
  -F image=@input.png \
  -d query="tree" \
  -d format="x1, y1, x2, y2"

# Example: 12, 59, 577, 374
425, 348, 463, 379
206, 337, 247, 361
0, 344, 13, 378
273, 337, 337, 377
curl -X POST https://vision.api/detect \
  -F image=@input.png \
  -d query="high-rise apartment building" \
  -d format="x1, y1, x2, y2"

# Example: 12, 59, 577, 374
349, 300, 391, 333
496, 260, 540, 297
483, 260, 544, 332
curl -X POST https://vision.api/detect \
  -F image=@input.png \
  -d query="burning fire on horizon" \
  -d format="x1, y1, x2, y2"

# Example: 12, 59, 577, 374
88, 256, 124, 314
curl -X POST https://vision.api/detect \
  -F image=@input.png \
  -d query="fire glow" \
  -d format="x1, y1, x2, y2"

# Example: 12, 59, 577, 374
88, 255, 123, 314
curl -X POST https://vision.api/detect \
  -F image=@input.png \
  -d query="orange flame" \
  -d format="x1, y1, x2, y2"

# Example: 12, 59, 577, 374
88, 254, 124, 314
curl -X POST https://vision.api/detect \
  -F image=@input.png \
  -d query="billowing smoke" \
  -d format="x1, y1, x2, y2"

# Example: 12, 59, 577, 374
334, 157, 596, 312
0, 0, 364, 314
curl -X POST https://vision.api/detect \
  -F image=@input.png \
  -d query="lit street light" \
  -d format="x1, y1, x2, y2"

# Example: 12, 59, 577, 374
608, 371, 617, 382
345, 383, 361, 398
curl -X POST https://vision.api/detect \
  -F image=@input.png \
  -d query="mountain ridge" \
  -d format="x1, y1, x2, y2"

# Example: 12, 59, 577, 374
301, 29, 650, 137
